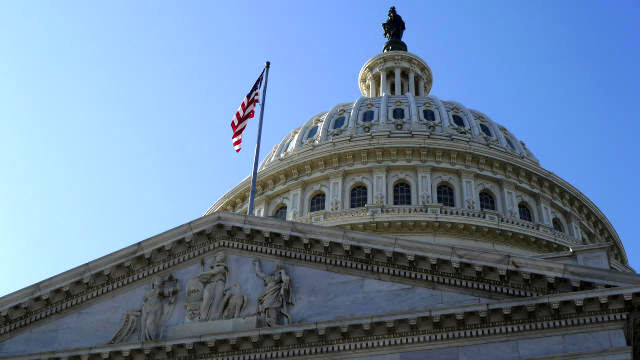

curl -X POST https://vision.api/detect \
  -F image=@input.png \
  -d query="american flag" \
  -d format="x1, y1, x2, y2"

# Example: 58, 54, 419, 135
231, 69, 265, 152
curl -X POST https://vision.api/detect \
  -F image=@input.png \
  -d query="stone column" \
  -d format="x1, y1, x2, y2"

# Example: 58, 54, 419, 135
418, 77, 425, 96
289, 186, 303, 220
372, 167, 388, 206
501, 181, 517, 218
460, 170, 477, 210
567, 212, 583, 241
417, 166, 432, 204
380, 70, 387, 96
537, 194, 552, 226
329, 172, 344, 211
368, 75, 376, 98
255, 200, 266, 217
408, 70, 415, 96
394, 67, 401, 96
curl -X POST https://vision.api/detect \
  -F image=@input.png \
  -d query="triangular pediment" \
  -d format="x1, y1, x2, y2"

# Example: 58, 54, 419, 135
0, 253, 496, 357
2, 212, 639, 358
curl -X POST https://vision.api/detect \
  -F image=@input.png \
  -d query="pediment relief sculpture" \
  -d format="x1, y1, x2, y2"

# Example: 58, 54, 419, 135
109, 274, 180, 344
109, 254, 297, 344
253, 259, 295, 327
184, 253, 250, 323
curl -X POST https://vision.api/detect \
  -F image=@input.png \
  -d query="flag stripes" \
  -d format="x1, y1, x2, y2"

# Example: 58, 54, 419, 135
231, 70, 265, 152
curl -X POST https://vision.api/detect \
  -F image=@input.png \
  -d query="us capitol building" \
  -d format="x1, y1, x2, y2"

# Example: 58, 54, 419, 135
2, 7, 640, 360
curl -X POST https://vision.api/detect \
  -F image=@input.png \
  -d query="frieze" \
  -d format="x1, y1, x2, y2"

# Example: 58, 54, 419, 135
109, 253, 298, 345
8, 285, 638, 360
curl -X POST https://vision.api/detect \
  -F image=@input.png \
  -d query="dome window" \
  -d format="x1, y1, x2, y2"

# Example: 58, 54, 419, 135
306, 125, 318, 139
362, 110, 375, 122
310, 193, 326, 212
393, 182, 411, 205
393, 108, 405, 120
333, 116, 345, 129
505, 136, 516, 150
437, 184, 455, 207
518, 203, 533, 222
423, 109, 435, 121
552, 218, 564, 233
452, 114, 465, 127
350, 185, 367, 208
282, 139, 293, 153
479, 191, 495, 211
273, 205, 287, 220
480, 123, 492, 137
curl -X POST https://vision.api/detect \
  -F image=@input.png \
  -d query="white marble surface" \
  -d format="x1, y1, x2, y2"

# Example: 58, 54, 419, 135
348, 329, 629, 360
0, 253, 490, 356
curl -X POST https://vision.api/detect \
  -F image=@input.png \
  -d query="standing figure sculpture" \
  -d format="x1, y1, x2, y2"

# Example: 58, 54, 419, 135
221, 283, 248, 320
252, 259, 295, 327
199, 253, 229, 321
139, 275, 179, 341
382, 6, 407, 52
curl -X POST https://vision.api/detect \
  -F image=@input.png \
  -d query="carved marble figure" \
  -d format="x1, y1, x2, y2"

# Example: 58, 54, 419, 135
110, 274, 180, 343
253, 259, 295, 327
221, 283, 248, 320
183, 253, 251, 324
199, 252, 229, 321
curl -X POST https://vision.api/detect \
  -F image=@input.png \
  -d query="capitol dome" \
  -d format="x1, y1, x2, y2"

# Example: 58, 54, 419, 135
207, 18, 629, 273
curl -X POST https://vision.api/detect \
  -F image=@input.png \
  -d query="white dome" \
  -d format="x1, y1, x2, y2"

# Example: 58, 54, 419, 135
208, 48, 628, 271
259, 94, 538, 171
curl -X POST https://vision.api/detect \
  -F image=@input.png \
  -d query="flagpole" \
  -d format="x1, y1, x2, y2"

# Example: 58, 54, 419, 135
247, 61, 270, 216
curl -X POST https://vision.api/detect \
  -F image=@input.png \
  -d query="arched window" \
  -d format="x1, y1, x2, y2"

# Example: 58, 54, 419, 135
505, 136, 516, 150
452, 114, 465, 127
479, 191, 496, 211
552, 218, 564, 233
393, 108, 405, 119
350, 185, 367, 208
282, 139, 293, 154
306, 125, 318, 139
273, 205, 287, 220
518, 203, 533, 222
393, 182, 411, 205
333, 116, 345, 129
437, 184, 455, 207
423, 109, 435, 121
310, 193, 326, 212
362, 110, 374, 122
480, 123, 492, 137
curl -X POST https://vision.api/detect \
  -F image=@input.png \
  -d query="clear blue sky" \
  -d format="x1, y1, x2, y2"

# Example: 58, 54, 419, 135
1, 1, 639, 297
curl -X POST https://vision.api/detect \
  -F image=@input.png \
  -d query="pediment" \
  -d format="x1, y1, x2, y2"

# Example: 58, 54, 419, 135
0, 252, 494, 357
2, 212, 639, 357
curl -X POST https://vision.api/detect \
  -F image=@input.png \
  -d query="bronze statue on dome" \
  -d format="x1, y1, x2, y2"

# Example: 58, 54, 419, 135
382, 6, 407, 52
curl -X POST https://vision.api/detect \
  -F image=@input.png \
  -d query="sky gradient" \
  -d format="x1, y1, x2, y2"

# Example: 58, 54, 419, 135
1, 1, 639, 296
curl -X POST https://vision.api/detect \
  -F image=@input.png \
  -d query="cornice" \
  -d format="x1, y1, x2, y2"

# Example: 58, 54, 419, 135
3, 284, 639, 360
1, 213, 638, 342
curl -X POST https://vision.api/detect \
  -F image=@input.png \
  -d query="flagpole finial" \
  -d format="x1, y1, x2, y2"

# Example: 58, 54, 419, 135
266, 61, 270, 68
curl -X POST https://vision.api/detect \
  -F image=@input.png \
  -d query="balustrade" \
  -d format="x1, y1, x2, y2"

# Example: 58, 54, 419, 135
296, 205, 577, 248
